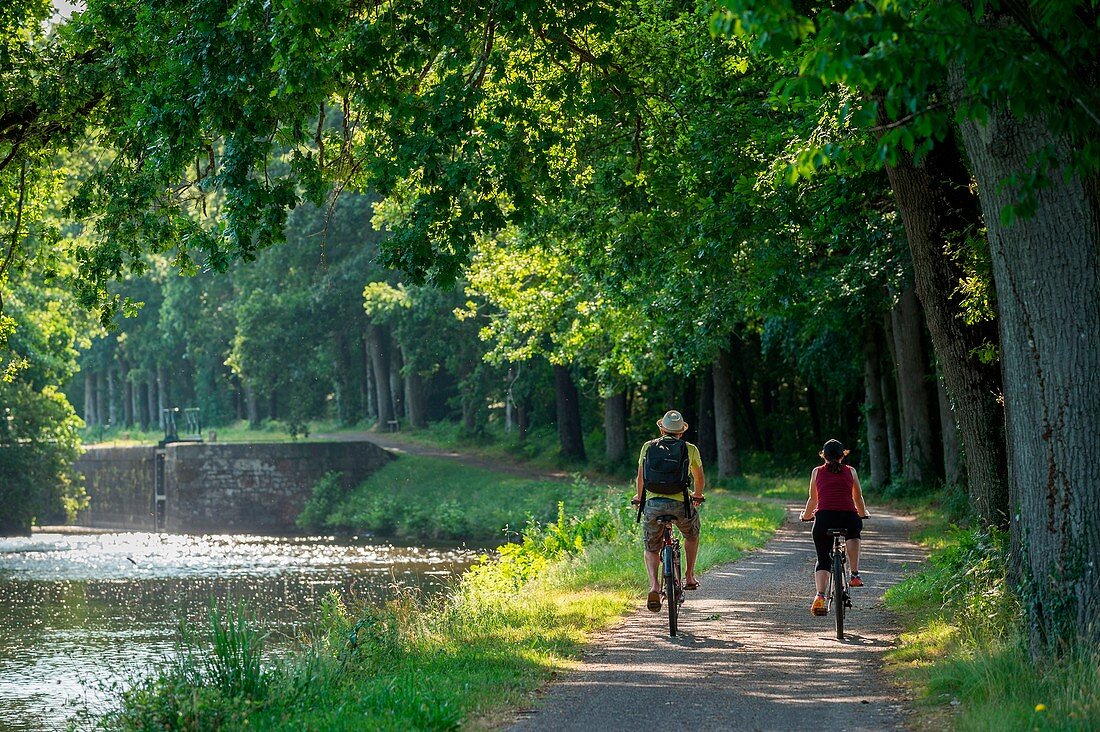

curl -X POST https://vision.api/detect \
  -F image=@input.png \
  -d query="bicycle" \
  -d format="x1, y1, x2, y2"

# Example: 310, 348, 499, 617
634, 495, 703, 637
802, 516, 866, 640
655, 514, 684, 637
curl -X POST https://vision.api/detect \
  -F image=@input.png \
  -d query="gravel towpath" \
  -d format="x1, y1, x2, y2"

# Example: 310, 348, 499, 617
507, 506, 924, 732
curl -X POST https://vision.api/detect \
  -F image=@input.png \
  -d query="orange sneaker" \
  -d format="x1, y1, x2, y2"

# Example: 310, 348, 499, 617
849, 573, 864, 588
810, 595, 827, 616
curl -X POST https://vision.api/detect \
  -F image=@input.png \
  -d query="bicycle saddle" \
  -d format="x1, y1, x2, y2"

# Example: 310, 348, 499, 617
827, 528, 848, 537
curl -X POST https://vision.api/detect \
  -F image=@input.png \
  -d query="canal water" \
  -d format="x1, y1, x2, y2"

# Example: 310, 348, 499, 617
0, 531, 479, 731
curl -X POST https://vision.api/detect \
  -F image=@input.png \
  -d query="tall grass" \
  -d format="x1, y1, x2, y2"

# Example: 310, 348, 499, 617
105, 485, 784, 730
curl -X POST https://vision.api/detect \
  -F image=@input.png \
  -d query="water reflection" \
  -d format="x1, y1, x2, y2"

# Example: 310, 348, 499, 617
0, 532, 479, 732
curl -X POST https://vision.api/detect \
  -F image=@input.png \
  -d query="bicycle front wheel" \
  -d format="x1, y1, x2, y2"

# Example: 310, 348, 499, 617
663, 546, 678, 637
832, 552, 846, 640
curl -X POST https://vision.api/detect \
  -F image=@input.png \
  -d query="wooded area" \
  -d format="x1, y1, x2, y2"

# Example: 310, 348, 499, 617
1, 0, 1097, 660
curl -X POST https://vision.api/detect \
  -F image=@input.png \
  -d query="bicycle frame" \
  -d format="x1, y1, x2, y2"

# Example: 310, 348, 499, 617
656, 516, 683, 637
827, 529, 852, 640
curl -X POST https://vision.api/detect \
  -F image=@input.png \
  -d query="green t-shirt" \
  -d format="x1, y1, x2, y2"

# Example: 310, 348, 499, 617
638, 438, 702, 502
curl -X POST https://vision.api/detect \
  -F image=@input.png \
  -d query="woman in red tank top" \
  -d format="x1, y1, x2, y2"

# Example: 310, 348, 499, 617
799, 439, 869, 616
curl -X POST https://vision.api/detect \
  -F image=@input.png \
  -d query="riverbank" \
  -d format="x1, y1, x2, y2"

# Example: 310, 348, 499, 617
102, 463, 786, 729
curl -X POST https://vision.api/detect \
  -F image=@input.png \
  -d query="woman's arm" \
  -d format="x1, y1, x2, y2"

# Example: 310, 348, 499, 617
800, 468, 819, 520
851, 467, 868, 516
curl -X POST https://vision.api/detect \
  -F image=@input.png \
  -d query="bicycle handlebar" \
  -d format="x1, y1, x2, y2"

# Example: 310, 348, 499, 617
799, 514, 870, 522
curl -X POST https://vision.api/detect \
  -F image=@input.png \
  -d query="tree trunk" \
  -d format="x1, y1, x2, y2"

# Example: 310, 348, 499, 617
696, 369, 717, 465
955, 79, 1100, 654
805, 385, 823, 447
268, 390, 278, 420
603, 391, 628, 464
156, 365, 167, 430
884, 135, 1009, 524
402, 346, 426, 429
107, 367, 118, 427
83, 371, 97, 426
712, 348, 740, 478
938, 376, 963, 489
862, 323, 891, 490
553, 364, 586, 461
365, 323, 393, 427
96, 370, 107, 429
890, 287, 936, 484
245, 383, 260, 429
389, 337, 405, 421
120, 360, 133, 428
145, 379, 156, 431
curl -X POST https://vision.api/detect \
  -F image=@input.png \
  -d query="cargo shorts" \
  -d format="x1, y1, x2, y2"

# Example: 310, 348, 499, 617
642, 497, 701, 552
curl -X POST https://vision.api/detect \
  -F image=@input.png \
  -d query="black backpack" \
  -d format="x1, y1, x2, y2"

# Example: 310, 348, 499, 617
642, 436, 691, 495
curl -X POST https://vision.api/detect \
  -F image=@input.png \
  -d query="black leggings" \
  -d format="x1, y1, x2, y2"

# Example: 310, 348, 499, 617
812, 510, 863, 571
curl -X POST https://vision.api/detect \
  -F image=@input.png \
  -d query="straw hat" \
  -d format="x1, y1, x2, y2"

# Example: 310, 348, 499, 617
657, 410, 689, 434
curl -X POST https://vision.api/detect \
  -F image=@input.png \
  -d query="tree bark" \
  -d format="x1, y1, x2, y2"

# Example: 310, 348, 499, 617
96, 370, 108, 429
890, 287, 936, 484
938, 376, 963, 488
884, 135, 1009, 524
955, 78, 1100, 653
145, 379, 156, 431
106, 367, 118, 427
553, 364, 586, 461
365, 323, 393, 427
712, 348, 740, 478
862, 322, 891, 490
603, 391, 628, 464
402, 346, 426, 429
696, 369, 717, 465
120, 360, 133, 428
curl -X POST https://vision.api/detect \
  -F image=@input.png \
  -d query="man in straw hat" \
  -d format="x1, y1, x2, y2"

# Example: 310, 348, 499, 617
631, 409, 706, 612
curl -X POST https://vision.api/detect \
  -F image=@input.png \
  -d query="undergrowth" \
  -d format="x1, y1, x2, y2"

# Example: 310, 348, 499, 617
884, 524, 1099, 730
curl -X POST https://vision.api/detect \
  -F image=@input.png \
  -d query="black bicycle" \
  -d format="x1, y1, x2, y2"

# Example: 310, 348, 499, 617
825, 527, 851, 640
802, 516, 865, 640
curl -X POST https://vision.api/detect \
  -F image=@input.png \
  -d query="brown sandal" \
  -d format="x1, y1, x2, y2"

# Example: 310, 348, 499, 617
647, 590, 662, 612
684, 580, 700, 590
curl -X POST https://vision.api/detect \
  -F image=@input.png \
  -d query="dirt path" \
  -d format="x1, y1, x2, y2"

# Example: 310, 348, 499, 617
507, 506, 924, 732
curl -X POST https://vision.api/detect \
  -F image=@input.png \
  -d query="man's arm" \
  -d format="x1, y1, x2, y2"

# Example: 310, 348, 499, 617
690, 464, 705, 501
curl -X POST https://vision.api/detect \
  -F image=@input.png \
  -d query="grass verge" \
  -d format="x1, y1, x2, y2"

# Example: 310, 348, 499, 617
102, 477, 784, 730
882, 521, 1099, 731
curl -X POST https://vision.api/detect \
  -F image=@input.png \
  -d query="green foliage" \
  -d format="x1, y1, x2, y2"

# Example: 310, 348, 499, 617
323, 454, 600, 541
295, 470, 347, 532
0, 381, 85, 534
884, 524, 1099, 729
107, 604, 273, 729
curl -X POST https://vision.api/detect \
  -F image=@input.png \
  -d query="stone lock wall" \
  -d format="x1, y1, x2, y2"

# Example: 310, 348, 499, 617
75, 441, 394, 534
73, 446, 158, 531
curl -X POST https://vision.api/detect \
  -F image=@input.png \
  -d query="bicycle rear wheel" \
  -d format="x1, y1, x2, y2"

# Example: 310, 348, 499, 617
663, 545, 678, 636
832, 552, 845, 640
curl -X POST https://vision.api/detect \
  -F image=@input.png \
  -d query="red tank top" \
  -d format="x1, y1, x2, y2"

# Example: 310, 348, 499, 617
816, 464, 857, 512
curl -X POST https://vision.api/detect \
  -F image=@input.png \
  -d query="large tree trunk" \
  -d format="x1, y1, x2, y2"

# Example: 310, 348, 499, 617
603, 391, 628, 464
862, 323, 891, 490
553, 364, 586, 461
145, 379, 156, 431
365, 323, 394, 427
712, 348, 740, 478
938, 376, 963, 489
120, 360, 133, 428
884, 136, 1009, 525
696, 370, 717, 465
107, 367, 118, 427
890, 287, 936, 484
956, 82, 1100, 654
